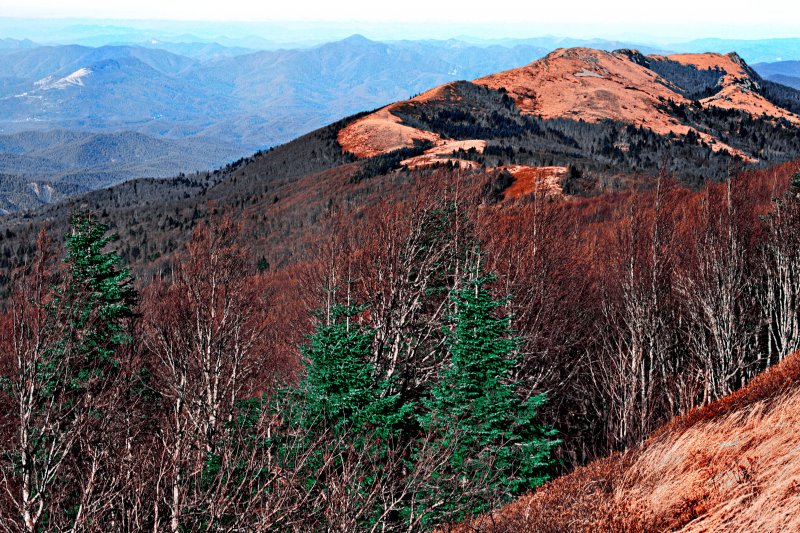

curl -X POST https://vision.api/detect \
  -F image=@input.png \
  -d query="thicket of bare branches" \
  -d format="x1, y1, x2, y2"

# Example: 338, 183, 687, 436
1, 163, 799, 529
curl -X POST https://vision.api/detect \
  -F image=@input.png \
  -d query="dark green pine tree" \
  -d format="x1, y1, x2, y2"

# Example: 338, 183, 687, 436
299, 301, 408, 440
61, 212, 137, 385
421, 255, 558, 517
283, 299, 412, 528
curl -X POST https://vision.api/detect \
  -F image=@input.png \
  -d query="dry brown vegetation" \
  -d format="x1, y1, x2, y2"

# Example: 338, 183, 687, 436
1, 120, 799, 528
476, 47, 694, 135
463, 349, 800, 532
340, 48, 797, 170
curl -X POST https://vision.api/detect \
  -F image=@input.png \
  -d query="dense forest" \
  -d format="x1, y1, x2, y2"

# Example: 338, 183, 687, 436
1, 156, 799, 530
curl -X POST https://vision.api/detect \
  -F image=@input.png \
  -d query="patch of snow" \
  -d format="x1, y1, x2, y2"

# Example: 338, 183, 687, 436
42, 184, 55, 203
27, 182, 56, 203
34, 67, 92, 90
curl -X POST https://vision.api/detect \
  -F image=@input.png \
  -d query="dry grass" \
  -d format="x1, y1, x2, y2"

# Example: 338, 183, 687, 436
501, 166, 567, 200
658, 348, 800, 436
619, 388, 800, 532
464, 350, 800, 532
336, 105, 441, 158
461, 454, 632, 532
667, 53, 800, 125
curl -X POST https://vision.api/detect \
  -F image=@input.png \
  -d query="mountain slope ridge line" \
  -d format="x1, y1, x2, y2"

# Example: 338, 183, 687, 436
340, 47, 800, 164
462, 348, 800, 531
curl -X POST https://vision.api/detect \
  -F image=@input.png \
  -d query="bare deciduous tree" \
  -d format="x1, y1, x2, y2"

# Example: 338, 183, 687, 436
142, 217, 271, 531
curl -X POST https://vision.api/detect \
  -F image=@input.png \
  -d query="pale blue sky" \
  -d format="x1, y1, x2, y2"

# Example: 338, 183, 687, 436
1, 0, 798, 42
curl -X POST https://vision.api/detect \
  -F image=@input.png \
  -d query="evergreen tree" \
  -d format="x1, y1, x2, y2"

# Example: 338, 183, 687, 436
0, 215, 139, 530
420, 254, 558, 520
59, 213, 137, 522
62, 212, 137, 378
279, 298, 413, 528
299, 300, 408, 440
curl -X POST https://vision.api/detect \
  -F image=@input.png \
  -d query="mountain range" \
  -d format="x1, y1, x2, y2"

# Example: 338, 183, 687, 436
0, 36, 558, 146
0, 36, 556, 209
754, 60, 800, 89
1, 36, 800, 212
2, 20, 800, 527
2, 46, 799, 267
339, 47, 800, 190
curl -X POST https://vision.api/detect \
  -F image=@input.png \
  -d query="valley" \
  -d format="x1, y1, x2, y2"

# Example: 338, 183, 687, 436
1, 34, 800, 212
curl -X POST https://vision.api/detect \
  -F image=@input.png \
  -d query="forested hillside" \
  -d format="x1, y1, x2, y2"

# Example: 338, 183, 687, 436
0, 146, 798, 529
1, 45, 800, 531
0, 130, 237, 211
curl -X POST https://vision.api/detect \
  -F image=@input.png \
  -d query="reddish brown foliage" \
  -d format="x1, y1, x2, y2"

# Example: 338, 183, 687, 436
470, 349, 800, 532
2, 139, 799, 528
658, 348, 800, 437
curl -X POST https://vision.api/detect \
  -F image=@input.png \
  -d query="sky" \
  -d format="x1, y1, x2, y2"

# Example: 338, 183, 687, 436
1, 0, 799, 43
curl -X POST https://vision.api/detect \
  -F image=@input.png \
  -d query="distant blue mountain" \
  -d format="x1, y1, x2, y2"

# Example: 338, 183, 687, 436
754, 60, 800, 78
2, 33, 800, 211
0, 38, 37, 52
672, 39, 800, 64
754, 61, 800, 89
0, 36, 555, 152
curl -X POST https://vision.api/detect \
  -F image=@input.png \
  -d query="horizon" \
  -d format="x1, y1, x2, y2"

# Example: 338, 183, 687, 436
1, 1, 799, 47
1, 18, 799, 50
3, 20, 800, 65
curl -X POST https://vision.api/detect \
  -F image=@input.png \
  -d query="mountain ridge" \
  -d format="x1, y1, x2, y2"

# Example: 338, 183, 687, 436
2, 41, 800, 214
340, 47, 800, 168
0, 129, 238, 211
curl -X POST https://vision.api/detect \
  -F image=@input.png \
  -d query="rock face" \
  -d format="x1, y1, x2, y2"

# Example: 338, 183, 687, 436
338, 47, 800, 170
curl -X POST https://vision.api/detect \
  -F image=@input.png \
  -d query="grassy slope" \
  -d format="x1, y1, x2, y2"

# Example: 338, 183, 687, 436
465, 350, 800, 532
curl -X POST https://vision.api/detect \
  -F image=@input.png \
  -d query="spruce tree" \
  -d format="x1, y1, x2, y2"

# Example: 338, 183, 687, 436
1, 214, 138, 530
420, 255, 558, 519
299, 301, 407, 440
62, 212, 137, 376
280, 299, 413, 528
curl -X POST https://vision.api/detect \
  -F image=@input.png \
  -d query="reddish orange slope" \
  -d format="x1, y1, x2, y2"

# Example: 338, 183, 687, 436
476, 47, 689, 136
666, 52, 800, 125
340, 48, 780, 165
465, 350, 800, 532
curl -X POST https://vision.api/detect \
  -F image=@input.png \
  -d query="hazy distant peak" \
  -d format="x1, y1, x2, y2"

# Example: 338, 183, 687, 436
339, 34, 374, 45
